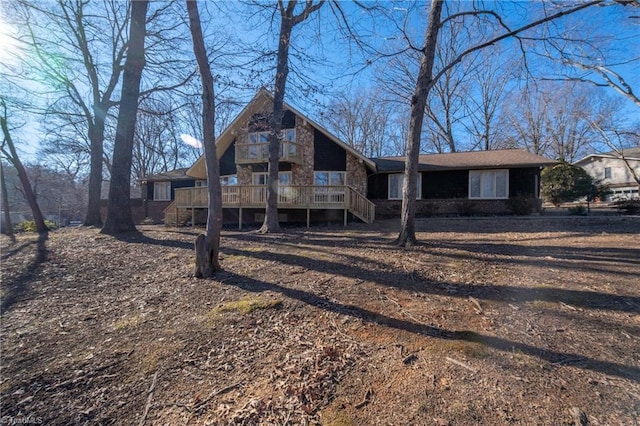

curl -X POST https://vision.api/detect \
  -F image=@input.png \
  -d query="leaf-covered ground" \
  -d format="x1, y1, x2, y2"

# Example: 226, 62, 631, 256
1, 216, 639, 425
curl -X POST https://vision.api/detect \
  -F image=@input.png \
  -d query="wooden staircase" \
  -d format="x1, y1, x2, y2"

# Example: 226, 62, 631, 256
346, 186, 375, 223
163, 201, 178, 226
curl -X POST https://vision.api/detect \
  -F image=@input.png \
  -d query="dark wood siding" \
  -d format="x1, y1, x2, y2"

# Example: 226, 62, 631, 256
314, 129, 346, 171
220, 140, 237, 176
423, 170, 468, 199
248, 109, 296, 132
145, 180, 195, 200
368, 174, 389, 199
283, 109, 296, 128
509, 167, 538, 197
171, 180, 196, 193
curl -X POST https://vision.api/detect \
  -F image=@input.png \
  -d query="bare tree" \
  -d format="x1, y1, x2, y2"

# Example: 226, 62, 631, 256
12, 0, 130, 227
258, 0, 325, 234
101, 0, 149, 235
464, 48, 514, 151
1, 160, 15, 240
395, 0, 611, 247
324, 89, 393, 157
186, 0, 223, 277
0, 98, 48, 233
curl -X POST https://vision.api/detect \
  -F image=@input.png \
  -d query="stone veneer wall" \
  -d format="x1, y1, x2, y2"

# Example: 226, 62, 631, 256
346, 154, 367, 195
291, 117, 314, 185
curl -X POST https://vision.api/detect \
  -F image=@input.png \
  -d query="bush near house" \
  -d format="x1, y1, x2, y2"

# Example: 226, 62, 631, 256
613, 199, 640, 215
541, 160, 593, 206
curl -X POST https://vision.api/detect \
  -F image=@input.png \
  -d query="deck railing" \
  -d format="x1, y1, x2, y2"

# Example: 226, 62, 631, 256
172, 185, 375, 223
235, 141, 304, 164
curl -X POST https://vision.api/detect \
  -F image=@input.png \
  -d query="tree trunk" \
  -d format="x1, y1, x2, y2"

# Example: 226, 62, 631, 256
186, 0, 222, 277
395, 0, 444, 247
259, 14, 295, 234
0, 111, 48, 234
101, 0, 148, 235
1, 160, 15, 241
84, 116, 106, 227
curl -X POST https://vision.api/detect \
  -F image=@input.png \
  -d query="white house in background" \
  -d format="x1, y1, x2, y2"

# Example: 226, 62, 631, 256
574, 147, 640, 200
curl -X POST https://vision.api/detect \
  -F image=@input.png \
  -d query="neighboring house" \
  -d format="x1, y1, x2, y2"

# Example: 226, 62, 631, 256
159, 89, 554, 227
139, 168, 197, 223
369, 149, 555, 217
574, 147, 640, 201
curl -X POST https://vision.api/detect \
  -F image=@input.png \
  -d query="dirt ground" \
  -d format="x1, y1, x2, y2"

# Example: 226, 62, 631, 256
1, 216, 639, 425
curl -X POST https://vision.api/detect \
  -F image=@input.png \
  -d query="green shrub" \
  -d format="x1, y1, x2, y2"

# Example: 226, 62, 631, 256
567, 205, 587, 216
507, 195, 538, 215
15, 220, 57, 232
613, 199, 640, 215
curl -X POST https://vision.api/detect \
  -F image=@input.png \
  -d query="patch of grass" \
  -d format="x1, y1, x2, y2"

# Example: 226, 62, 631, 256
531, 300, 556, 309
511, 349, 543, 369
318, 408, 355, 426
215, 296, 283, 315
429, 339, 490, 359
114, 314, 144, 330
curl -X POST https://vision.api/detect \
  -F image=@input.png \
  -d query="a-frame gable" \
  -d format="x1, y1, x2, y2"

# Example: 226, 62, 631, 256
186, 89, 375, 179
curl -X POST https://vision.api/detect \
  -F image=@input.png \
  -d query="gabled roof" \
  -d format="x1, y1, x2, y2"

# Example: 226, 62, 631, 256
574, 147, 640, 165
373, 149, 556, 173
140, 168, 192, 183
187, 89, 376, 178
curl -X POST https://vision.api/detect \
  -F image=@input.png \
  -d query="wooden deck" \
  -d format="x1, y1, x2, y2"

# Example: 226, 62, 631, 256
165, 185, 375, 226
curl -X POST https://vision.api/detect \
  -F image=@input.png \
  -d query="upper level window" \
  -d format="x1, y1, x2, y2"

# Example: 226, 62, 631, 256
248, 129, 296, 144
220, 175, 237, 186
469, 169, 508, 199
388, 173, 421, 200
153, 182, 171, 201
314, 171, 346, 186
604, 167, 612, 179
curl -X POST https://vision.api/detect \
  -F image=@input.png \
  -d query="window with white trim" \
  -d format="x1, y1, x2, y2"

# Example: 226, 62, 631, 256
313, 171, 346, 203
469, 169, 508, 199
604, 167, 612, 179
314, 171, 346, 186
153, 182, 171, 201
220, 175, 237, 186
388, 173, 421, 200
195, 180, 207, 187
252, 172, 291, 185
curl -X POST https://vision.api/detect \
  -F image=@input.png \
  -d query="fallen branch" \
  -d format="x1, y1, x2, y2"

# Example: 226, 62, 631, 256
354, 388, 372, 409
445, 357, 478, 373
191, 382, 242, 412
139, 370, 159, 426
468, 297, 483, 314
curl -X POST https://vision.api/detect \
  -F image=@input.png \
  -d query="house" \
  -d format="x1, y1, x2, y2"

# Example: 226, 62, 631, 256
139, 168, 198, 223
164, 89, 376, 227
160, 89, 555, 227
574, 148, 640, 201
368, 149, 555, 217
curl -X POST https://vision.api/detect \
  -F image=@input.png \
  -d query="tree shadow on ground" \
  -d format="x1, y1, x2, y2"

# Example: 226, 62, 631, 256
1, 232, 49, 314
414, 216, 639, 235
111, 230, 193, 250
217, 270, 640, 382
222, 246, 640, 314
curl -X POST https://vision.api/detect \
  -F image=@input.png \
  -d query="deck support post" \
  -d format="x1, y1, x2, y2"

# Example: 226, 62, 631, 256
191, 208, 195, 227
239, 207, 242, 230
306, 208, 310, 228
344, 209, 347, 226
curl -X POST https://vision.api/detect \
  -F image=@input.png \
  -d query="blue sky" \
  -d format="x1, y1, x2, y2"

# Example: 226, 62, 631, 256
1, 0, 639, 162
